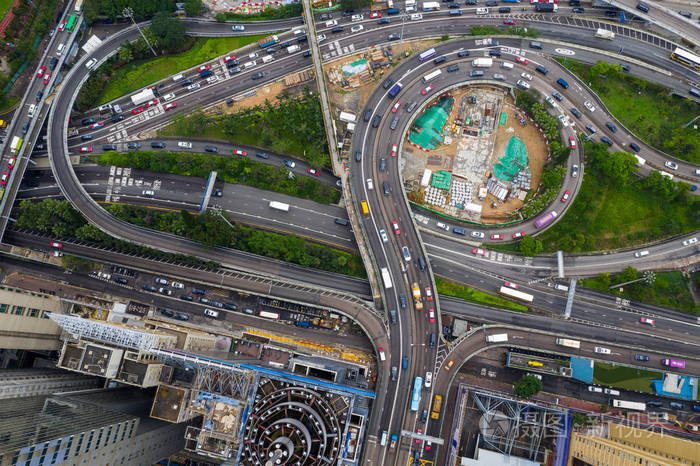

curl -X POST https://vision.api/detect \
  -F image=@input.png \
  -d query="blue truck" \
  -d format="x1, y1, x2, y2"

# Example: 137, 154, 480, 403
388, 82, 403, 98
258, 35, 279, 49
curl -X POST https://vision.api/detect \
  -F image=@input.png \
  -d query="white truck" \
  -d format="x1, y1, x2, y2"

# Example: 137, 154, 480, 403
486, 333, 508, 343
287, 45, 301, 54
130, 88, 155, 106
595, 28, 615, 40
472, 58, 493, 68
269, 201, 290, 212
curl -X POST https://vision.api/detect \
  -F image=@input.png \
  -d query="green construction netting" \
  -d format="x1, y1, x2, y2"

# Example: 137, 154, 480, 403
499, 111, 507, 125
408, 95, 454, 150
493, 135, 528, 182
431, 170, 452, 190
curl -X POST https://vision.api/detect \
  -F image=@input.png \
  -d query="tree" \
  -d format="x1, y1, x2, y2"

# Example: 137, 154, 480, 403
118, 45, 133, 62
513, 375, 543, 399
184, 0, 202, 16
340, 0, 371, 9
599, 151, 637, 184
619, 266, 638, 283
149, 12, 185, 51
519, 235, 543, 257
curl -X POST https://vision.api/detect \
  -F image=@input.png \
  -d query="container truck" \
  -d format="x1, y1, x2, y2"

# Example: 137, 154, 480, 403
130, 88, 155, 106
422, 1, 440, 10
471, 58, 493, 68
269, 201, 290, 212
412, 283, 423, 310
486, 333, 508, 343
595, 28, 615, 40
287, 45, 301, 54
258, 35, 279, 49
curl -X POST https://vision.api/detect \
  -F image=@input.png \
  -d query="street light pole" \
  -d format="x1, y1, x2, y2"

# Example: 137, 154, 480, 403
123, 7, 157, 57
397, 11, 408, 59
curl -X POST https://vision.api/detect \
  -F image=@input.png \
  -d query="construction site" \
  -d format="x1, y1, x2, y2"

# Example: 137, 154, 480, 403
402, 85, 548, 224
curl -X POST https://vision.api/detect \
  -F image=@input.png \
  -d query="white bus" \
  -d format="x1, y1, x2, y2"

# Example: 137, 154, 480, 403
556, 338, 581, 349
74, 0, 84, 12
380, 267, 393, 289
659, 171, 674, 180
633, 154, 645, 166
498, 286, 534, 303
259, 311, 280, 320
269, 201, 290, 211
611, 399, 646, 411
422, 69, 442, 83
418, 48, 437, 61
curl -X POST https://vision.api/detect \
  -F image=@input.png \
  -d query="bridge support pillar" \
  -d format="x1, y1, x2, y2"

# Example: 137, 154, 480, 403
199, 171, 217, 214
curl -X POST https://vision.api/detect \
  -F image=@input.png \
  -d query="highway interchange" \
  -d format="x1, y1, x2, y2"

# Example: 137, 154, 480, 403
0, 1, 699, 464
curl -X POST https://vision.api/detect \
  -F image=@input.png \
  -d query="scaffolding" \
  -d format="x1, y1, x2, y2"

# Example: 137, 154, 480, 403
471, 391, 568, 463
49, 313, 171, 350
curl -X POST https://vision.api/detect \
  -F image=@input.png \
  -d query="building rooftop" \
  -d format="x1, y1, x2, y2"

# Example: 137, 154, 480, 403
151, 384, 188, 423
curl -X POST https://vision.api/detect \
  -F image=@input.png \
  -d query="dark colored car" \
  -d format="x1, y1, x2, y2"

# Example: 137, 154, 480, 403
159, 308, 174, 317
605, 122, 617, 133
629, 143, 641, 152
372, 115, 381, 128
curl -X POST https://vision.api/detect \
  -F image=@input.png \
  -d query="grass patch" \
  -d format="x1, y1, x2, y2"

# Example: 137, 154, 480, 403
98, 35, 268, 104
0, 0, 14, 19
98, 150, 340, 205
538, 141, 699, 252
582, 271, 698, 315
559, 59, 700, 164
0, 95, 20, 114
486, 243, 521, 254
436, 277, 528, 312
593, 362, 661, 393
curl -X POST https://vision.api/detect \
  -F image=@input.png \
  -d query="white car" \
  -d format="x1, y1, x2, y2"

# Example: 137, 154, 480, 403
424, 371, 433, 388
142, 190, 154, 196
204, 308, 220, 317
588, 386, 603, 393
177, 142, 192, 149
520, 72, 533, 81
594, 346, 611, 354
231, 25, 245, 31
558, 114, 570, 127
682, 237, 697, 246
325, 19, 338, 27
664, 161, 678, 170
367, 178, 374, 190
584, 100, 596, 112
470, 231, 485, 239
206, 75, 219, 84
379, 229, 389, 243
186, 83, 200, 91
351, 25, 364, 33
317, 33, 327, 42
436, 222, 450, 231
171, 282, 185, 289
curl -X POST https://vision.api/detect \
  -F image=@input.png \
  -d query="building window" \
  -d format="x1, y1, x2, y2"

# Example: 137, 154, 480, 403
113, 425, 120, 444
86, 431, 94, 451
29, 308, 40, 317
96, 428, 104, 449
0, 304, 8, 313
11, 306, 24, 316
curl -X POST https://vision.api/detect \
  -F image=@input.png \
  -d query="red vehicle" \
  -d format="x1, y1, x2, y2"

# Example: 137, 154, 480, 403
79, 147, 92, 153
36, 66, 46, 77
490, 234, 503, 240
7, 157, 16, 169
43, 73, 52, 85
223, 54, 236, 63
515, 56, 529, 65
428, 308, 435, 323
369, 12, 381, 18
640, 317, 655, 326
504, 282, 519, 289
415, 429, 422, 444
145, 99, 159, 108
512, 231, 525, 239
132, 107, 144, 115
561, 190, 571, 202
307, 168, 320, 176
392, 221, 400, 234
421, 85, 433, 95
163, 102, 177, 110
569, 136, 577, 149
197, 65, 210, 72
391, 143, 398, 157
91, 122, 104, 130
391, 101, 401, 113
234, 149, 247, 157
472, 248, 486, 256
0, 172, 8, 185
58, 22, 66, 31
50, 241, 62, 248
504, 18, 517, 24
425, 286, 432, 301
